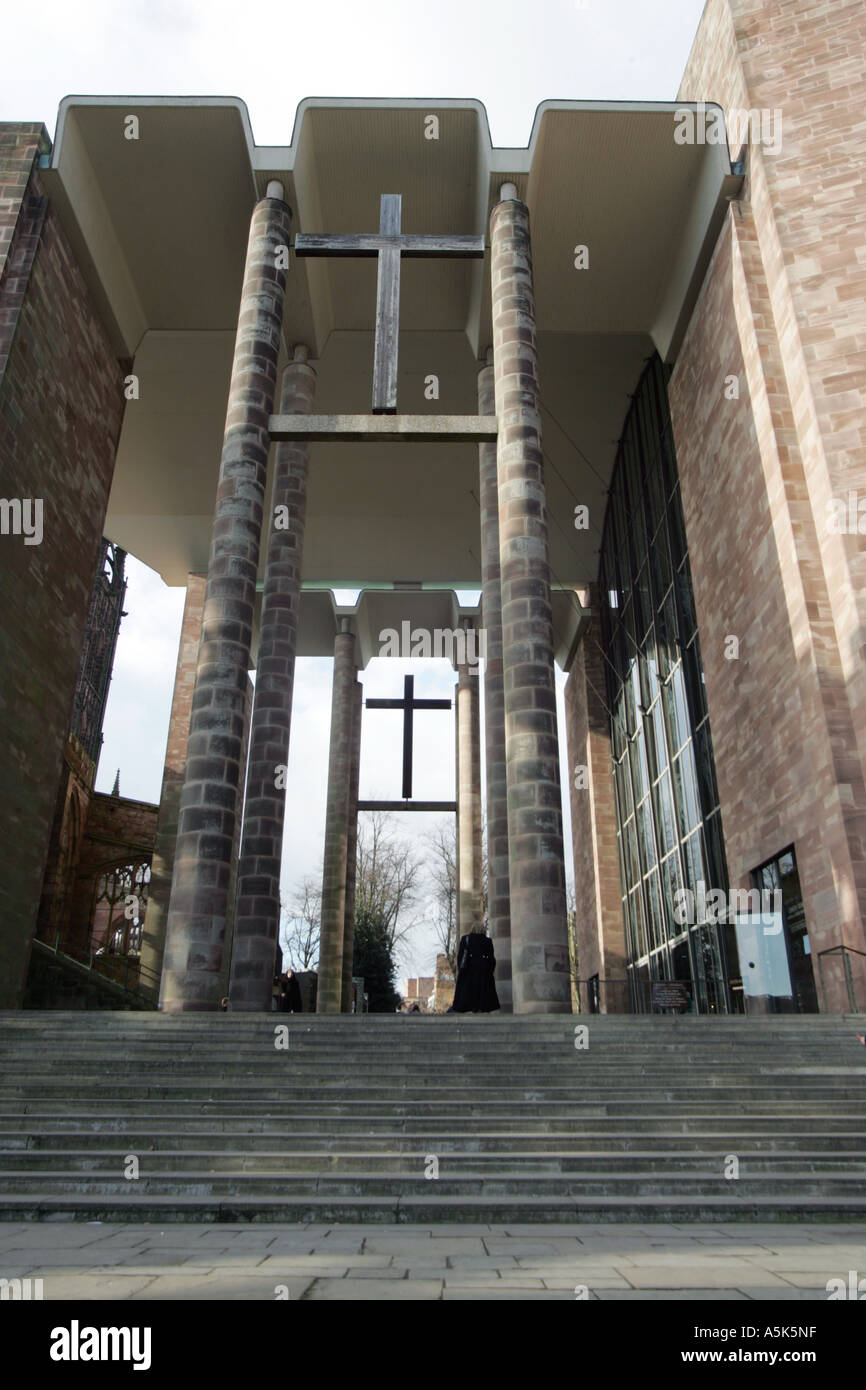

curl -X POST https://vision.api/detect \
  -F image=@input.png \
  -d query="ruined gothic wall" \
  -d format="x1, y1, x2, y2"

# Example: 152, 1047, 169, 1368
35, 735, 96, 947
0, 123, 126, 1006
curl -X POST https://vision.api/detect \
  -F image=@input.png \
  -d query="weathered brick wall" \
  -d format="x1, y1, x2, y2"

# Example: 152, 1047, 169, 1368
0, 125, 45, 277
0, 126, 127, 1007
563, 588, 626, 1011
80, 793, 158, 862
0, 125, 49, 380
671, 0, 866, 1008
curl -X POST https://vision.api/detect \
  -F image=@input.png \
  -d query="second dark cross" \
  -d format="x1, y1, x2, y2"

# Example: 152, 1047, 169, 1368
366, 674, 451, 799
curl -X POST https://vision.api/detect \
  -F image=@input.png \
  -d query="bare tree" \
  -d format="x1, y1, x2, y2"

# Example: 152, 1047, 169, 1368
280, 875, 321, 970
426, 817, 458, 975
425, 815, 489, 977
354, 810, 423, 959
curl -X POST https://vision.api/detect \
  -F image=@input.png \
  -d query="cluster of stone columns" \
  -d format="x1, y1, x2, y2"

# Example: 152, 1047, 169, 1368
158, 180, 570, 1015
229, 346, 316, 1009
160, 183, 291, 1012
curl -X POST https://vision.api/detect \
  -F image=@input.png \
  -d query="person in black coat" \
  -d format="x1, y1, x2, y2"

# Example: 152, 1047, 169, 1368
278, 969, 303, 1013
450, 922, 500, 1013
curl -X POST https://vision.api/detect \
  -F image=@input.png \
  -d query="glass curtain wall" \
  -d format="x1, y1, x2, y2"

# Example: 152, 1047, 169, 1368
598, 354, 737, 1013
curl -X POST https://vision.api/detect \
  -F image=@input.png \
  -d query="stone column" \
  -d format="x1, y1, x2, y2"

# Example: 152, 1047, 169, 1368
341, 676, 363, 1012
563, 585, 625, 1012
317, 623, 357, 1013
478, 356, 512, 1008
456, 646, 483, 935
229, 346, 316, 1009
160, 183, 291, 1012
140, 573, 206, 1001
490, 184, 570, 1013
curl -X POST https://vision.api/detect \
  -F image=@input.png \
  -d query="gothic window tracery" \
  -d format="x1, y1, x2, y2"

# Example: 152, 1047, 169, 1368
90, 860, 150, 956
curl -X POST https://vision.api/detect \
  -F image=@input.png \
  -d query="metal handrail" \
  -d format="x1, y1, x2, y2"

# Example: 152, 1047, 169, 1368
45, 934, 160, 1002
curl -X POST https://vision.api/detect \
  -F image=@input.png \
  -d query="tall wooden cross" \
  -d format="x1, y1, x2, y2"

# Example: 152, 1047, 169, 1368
365, 674, 451, 800
295, 194, 484, 415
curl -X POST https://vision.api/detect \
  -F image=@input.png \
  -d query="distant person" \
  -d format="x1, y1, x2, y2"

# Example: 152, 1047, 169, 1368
449, 921, 499, 1014
278, 969, 303, 1013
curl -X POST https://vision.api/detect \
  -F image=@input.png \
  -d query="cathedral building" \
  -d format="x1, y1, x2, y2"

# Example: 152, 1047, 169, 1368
1, 0, 863, 1017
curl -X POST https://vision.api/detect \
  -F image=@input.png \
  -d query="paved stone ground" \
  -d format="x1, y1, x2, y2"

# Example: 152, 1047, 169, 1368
1, 1222, 864, 1300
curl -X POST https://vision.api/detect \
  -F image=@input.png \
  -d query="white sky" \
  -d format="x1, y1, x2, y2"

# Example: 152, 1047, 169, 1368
7, 0, 708, 984
5, 0, 705, 146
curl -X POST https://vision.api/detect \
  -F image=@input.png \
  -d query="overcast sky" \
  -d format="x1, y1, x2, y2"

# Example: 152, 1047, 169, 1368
7, 0, 708, 986
6, 0, 706, 147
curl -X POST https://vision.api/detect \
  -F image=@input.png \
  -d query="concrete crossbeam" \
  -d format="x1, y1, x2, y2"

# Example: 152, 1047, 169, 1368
268, 414, 498, 443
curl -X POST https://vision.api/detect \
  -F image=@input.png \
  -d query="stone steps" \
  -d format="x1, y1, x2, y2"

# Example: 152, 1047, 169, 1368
3, 1130, 866, 1152
1, 1011, 864, 1223
1, 1149, 864, 1173
1, 1172, 865, 1201
2, 1086, 863, 1104
0, 1193, 863, 1225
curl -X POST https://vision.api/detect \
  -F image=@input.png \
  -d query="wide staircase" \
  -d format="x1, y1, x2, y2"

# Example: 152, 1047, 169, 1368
0, 1011, 864, 1224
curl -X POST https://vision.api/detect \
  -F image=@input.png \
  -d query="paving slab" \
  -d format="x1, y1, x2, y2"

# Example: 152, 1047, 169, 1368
483, 1240, 583, 1256
441, 1270, 508, 1284
762, 1271, 839, 1290
489, 1275, 547, 1287
40, 1274, 159, 1300
253, 1259, 351, 1276
737, 1286, 829, 1300
626, 1267, 792, 1290
304, 1278, 444, 1300
17, 1251, 156, 1269
447, 1254, 518, 1269
132, 1274, 314, 1300
443, 1287, 577, 1300
0, 1228, 109, 1248
750, 1250, 866, 1269
596, 1288, 750, 1300
364, 1237, 487, 1255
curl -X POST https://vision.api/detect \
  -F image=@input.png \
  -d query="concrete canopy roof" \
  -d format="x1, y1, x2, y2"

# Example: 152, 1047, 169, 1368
43, 96, 740, 615
262, 587, 586, 674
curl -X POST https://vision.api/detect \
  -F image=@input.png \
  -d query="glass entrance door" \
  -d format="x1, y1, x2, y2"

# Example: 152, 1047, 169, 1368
753, 847, 818, 1013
